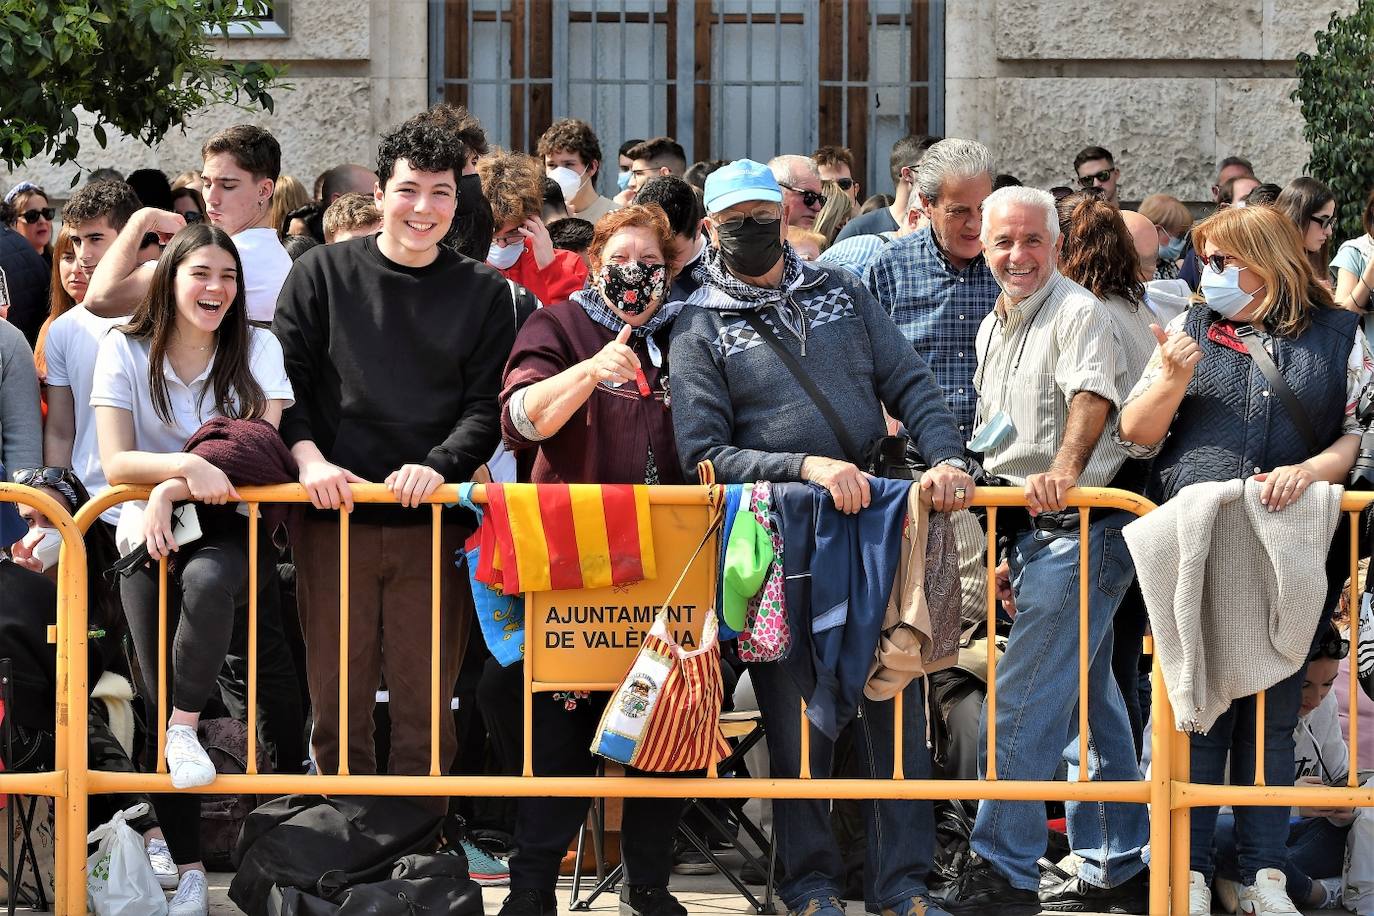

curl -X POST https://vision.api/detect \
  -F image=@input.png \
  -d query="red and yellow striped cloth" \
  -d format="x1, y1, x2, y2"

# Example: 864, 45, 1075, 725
476, 483, 657, 594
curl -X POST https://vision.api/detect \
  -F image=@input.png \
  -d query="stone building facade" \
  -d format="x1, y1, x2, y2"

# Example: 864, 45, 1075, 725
3, 0, 1359, 207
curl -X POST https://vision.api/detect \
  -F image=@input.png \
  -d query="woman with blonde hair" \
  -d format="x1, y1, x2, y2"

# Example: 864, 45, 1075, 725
1138, 193, 1193, 279
812, 179, 856, 246
269, 174, 311, 240
1120, 203, 1371, 915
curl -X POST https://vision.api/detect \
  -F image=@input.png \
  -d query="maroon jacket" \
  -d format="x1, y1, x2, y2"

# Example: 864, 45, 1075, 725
499, 302, 682, 485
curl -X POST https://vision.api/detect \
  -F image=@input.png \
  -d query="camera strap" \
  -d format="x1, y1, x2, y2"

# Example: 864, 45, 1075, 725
1233, 324, 1318, 455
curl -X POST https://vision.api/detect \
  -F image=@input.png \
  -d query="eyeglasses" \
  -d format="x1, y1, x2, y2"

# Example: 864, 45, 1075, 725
1076, 169, 1115, 188
1205, 253, 1246, 274
711, 208, 782, 233
20, 207, 55, 223
833, 178, 855, 192
1310, 213, 1337, 230
1310, 632, 1350, 661
778, 182, 824, 209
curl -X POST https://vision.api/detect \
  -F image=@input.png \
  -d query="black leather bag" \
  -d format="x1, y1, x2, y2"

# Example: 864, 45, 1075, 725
269, 853, 482, 916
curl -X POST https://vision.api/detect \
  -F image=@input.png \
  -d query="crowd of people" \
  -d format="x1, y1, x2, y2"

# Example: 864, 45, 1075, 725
1, 104, 1373, 916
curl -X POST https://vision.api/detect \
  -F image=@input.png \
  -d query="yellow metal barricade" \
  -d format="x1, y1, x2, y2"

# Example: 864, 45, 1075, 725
29, 483, 1363, 911
0, 483, 89, 915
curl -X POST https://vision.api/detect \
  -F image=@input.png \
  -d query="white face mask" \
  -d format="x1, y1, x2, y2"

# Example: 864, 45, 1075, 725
487, 239, 525, 270
547, 166, 586, 205
28, 526, 63, 572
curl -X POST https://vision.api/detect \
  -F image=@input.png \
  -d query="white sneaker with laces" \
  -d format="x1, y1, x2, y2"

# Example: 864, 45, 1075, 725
1189, 870, 1213, 916
146, 836, 178, 889
1237, 868, 1300, 915
165, 724, 216, 789
168, 869, 208, 916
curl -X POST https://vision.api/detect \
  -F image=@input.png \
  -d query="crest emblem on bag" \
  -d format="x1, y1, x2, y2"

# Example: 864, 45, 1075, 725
619, 674, 658, 718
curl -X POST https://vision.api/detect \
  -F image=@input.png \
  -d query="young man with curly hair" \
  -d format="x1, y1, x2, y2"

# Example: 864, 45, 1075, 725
273, 106, 515, 785
537, 117, 620, 223
478, 149, 589, 305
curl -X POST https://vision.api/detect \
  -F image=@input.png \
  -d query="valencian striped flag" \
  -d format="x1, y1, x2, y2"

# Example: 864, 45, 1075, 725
476, 483, 657, 594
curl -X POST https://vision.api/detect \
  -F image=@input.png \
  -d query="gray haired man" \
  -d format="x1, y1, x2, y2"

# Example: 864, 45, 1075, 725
769, 154, 825, 230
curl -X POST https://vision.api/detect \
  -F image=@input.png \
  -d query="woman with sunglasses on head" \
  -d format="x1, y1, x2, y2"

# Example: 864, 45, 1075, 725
1276, 177, 1338, 289
91, 222, 292, 916
3, 181, 55, 262
1120, 203, 1371, 916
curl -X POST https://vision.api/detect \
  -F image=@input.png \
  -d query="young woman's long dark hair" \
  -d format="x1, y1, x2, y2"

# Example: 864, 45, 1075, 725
120, 223, 267, 425
1058, 194, 1146, 307
1275, 176, 1335, 276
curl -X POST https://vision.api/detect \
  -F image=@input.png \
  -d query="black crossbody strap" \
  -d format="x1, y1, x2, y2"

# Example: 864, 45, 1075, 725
739, 309, 863, 464
1234, 325, 1319, 454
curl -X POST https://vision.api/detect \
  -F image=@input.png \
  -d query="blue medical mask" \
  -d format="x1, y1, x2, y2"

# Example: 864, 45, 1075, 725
968, 410, 1017, 454
617, 170, 632, 193
1199, 263, 1257, 319
1159, 235, 1184, 262
486, 238, 525, 270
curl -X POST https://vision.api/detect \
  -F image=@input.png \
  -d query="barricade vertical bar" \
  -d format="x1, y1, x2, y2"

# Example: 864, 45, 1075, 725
1349, 512, 1361, 781
891, 691, 904, 780
58, 503, 91, 915
1254, 690, 1265, 786
984, 506, 999, 780
338, 508, 350, 776
1171, 731, 1192, 916
431, 503, 443, 777
157, 556, 168, 771
523, 608, 534, 777
247, 503, 259, 774
799, 702, 811, 779
1147, 642, 1172, 916
1077, 507, 1089, 781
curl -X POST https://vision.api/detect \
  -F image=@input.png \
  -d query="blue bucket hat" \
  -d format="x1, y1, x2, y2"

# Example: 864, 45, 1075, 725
703, 159, 783, 215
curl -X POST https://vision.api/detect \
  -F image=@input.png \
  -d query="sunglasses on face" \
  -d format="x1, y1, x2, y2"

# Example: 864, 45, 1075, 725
1310, 213, 1337, 231
833, 178, 855, 191
778, 182, 824, 209
1076, 169, 1115, 188
1205, 253, 1246, 274
182, 211, 203, 224
20, 208, 55, 223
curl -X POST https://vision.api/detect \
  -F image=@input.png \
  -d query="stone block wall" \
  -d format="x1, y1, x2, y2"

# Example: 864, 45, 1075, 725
2, 0, 427, 200
944, 0, 1357, 204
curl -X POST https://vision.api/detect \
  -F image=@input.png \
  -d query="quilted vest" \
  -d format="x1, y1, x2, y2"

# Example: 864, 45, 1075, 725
1147, 304, 1357, 503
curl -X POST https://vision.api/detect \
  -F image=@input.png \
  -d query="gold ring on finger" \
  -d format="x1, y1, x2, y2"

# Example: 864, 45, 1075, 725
954, 487, 967, 500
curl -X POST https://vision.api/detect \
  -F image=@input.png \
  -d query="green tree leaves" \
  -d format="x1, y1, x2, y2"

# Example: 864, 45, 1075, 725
1293, 1, 1374, 242
0, 0, 284, 173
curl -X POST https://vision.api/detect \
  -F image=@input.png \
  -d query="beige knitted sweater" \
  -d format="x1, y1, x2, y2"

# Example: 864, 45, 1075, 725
1123, 478, 1342, 733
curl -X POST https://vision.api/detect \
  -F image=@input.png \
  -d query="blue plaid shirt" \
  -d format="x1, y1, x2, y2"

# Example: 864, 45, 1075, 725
863, 227, 999, 436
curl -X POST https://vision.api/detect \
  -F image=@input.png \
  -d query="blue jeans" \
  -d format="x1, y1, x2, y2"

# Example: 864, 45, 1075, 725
1213, 811, 1350, 902
970, 511, 1150, 891
750, 661, 934, 913
1189, 666, 1305, 885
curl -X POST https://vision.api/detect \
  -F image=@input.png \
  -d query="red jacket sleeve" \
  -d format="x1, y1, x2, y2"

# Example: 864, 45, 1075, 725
503, 248, 589, 306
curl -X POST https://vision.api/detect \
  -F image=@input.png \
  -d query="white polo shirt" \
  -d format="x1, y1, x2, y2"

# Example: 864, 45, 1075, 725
232, 227, 293, 323
90, 326, 294, 454
45, 306, 129, 524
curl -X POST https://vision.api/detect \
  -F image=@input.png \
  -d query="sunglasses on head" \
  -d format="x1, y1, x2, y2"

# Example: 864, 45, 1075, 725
20, 207, 55, 223
778, 182, 824, 209
1309, 632, 1350, 661
1310, 213, 1337, 231
1076, 169, 1114, 188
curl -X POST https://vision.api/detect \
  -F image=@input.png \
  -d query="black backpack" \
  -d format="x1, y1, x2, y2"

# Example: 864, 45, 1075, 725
229, 794, 480, 916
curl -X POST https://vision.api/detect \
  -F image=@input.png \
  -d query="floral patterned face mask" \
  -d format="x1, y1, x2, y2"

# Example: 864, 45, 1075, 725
596, 260, 667, 316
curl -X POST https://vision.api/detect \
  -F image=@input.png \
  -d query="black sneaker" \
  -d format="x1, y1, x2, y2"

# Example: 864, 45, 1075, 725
671, 838, 715, 875
929, 857, 1040, 916
620, 884, 688, 916
1039, 869, 1148, 914
498, 889, 557, 916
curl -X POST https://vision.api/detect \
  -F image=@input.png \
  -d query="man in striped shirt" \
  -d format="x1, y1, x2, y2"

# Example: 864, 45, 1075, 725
934, 186, 1151, 916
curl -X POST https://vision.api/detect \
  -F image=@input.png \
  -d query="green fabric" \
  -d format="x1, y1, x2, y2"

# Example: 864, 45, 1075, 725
721, 506, 773, 631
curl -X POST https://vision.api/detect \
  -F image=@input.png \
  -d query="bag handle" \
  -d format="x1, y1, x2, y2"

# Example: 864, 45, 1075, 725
455, 481, 484, 525
1234, 324, 1319, 454
740, 310, 864, 465
656, 490, 725, 615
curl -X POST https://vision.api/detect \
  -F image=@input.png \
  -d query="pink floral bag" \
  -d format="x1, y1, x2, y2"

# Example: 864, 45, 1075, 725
738, 481, 790, 662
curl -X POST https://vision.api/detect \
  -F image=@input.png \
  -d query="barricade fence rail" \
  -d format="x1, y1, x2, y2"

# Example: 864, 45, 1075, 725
0, 482, 1367, 914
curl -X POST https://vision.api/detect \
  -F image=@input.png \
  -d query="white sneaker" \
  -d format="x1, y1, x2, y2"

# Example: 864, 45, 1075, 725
1190, 870, 1213, 916
146, 836, 179, 889
168, 869, 208, 916
1214, 875, 1240, 913
1237, 868, 1300, 915
165, 724, 216, 789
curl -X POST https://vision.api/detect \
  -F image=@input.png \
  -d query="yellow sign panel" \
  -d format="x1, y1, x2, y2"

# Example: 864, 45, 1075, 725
527, 502, 717, 688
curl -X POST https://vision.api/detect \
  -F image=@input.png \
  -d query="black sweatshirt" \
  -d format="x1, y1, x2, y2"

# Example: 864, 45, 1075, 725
273, 235, 515, 523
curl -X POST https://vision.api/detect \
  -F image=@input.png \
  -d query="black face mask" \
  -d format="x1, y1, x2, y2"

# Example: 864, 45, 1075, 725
714, 217, 784, 278
456, 173, 484, 217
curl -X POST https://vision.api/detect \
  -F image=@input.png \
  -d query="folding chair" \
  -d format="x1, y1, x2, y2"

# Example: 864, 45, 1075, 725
1, 659, 49, 915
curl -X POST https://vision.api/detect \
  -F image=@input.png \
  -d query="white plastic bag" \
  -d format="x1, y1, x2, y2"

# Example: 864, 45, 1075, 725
86, 804, 167, 916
